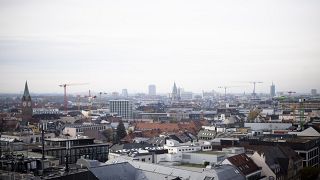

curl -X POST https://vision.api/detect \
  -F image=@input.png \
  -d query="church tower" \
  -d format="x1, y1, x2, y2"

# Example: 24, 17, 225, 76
172, 82, 178, 101
22, 81, 33, 123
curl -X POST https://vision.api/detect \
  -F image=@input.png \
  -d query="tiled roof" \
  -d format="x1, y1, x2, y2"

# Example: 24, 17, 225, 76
227, 153, 261, 176
135, 122, 180, 132
247, 145, 302, 175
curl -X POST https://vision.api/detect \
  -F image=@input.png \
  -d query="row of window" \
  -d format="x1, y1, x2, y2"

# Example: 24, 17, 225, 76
29, 136, 52, 143
75, 126, 107, 132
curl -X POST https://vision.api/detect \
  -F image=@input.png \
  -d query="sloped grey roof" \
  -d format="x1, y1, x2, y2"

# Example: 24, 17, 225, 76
289, 127, 320, 137
89, 162, 137, 180
106, 157, 245, 180
215, 164, 246, 180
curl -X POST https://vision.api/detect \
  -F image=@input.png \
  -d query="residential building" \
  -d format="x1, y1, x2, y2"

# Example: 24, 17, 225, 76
249, 145, 303, 180
222, 153, 262, 180
198, 129, 217, 140
241, 135, 320, 168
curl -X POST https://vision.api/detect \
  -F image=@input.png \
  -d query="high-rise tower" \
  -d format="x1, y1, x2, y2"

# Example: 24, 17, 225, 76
270, 82, 276, 97
148, 84, 156, 96
21, 81, 33, 123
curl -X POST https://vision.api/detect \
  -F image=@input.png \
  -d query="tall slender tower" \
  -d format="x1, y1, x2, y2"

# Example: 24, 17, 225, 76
172, 82, 178, 101
22, 81, 33, 124
270, 82, 276, 97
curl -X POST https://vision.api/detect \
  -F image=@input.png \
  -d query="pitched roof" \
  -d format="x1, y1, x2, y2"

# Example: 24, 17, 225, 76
106, 157, 245, 180
135, 122, 179, 132
290, 127, 320, 137
248, 145, 302, 175
226, 153, 261, 176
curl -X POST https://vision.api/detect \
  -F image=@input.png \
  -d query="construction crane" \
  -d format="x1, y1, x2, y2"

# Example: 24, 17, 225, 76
243, 81, 263, 98
218, 86, 239, 100
59, 83, 88, 114
87, 90, 97, 117
99, 92, 107, 108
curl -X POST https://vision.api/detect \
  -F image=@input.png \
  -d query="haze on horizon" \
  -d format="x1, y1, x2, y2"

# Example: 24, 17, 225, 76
0, 0, 320, 94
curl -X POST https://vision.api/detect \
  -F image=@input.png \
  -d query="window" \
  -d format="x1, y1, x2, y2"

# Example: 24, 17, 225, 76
142, 158, 145, 162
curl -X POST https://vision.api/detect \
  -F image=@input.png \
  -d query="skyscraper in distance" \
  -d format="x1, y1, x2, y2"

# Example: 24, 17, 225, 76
121, 89, 128, 97
270, 82, 276, 97
148, 84, 156, 96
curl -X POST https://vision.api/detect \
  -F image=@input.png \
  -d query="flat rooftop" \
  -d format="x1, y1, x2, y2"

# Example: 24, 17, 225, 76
191, 151, 226, 155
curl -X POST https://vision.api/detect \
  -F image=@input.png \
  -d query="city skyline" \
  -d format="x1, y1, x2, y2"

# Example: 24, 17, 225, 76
1, 0, 320, 93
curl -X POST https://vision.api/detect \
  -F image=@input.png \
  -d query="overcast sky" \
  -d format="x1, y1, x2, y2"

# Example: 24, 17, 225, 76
0, 0, 319, 94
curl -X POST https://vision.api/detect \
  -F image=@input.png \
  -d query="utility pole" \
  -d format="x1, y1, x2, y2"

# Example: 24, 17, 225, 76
42, 122, 45, 175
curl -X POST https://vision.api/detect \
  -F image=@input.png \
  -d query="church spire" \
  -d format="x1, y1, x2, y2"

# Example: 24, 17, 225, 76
23, 81, 30, 97
172, 82, 177, 94
22, 81, 31, 101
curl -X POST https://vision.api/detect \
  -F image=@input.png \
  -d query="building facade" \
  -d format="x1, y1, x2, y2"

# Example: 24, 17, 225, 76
109, 100, 133, 119
33, 137, 109, 164
270, 83, 276, 97
148, 84, 156, 96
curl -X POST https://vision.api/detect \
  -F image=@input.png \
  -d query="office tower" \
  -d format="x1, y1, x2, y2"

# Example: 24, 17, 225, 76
109, 100, 132, 119
270, 82, 276, 97
22, 81, 33, 123
122, 89, 128, 97
148, 84, 156, 96
311, 89, 317, 96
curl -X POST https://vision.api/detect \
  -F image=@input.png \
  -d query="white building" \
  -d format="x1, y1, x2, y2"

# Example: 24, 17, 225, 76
109, 100, 133, 119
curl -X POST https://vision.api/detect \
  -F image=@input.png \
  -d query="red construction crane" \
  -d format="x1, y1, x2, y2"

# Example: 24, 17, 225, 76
59, 83, 88, 114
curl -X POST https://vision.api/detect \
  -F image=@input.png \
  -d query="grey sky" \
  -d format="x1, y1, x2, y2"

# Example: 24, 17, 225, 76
0, 0, 319, 94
